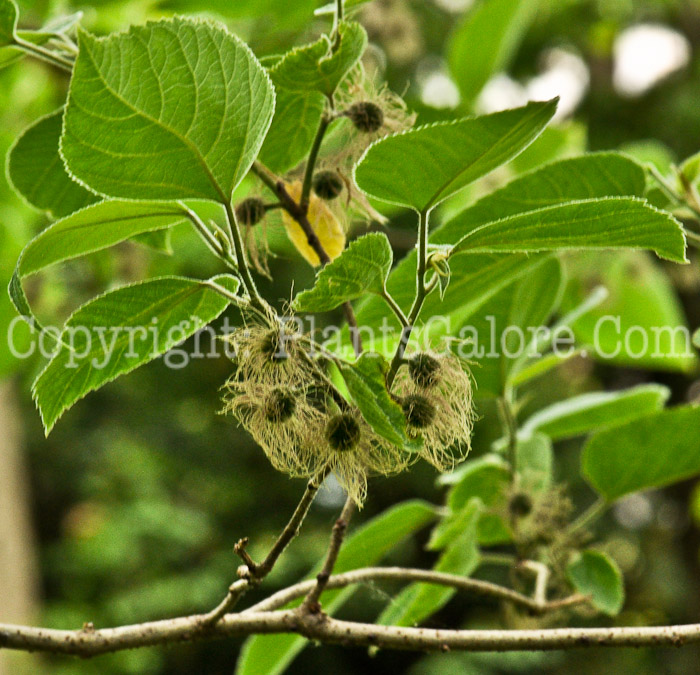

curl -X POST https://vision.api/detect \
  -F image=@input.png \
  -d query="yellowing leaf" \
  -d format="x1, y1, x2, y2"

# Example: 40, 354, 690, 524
281, 181, 346, 266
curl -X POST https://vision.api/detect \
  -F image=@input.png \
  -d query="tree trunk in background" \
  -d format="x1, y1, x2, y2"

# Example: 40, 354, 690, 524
0, 380, 40, 675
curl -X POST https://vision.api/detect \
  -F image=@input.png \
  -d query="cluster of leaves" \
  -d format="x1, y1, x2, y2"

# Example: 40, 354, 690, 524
4, 0, 700, 672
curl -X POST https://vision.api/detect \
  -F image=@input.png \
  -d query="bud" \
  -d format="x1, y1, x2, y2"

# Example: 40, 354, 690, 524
235, 197, 266, 226
346, 101, 384, 133
263, 388, 297, 423
402, 393, 436, 428
326, 413, 361, 452
313, 170, 344, 200
408, 353, 441, 389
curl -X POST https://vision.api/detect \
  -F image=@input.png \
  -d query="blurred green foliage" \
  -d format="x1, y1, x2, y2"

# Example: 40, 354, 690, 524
2, 0, 700, 673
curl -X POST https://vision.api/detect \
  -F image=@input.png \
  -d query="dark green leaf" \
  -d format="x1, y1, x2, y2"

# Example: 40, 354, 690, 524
258, 87, 325, 173
582, 405, 700, 501
354, 99, 557, 212
338, 352, 420, 451
451, 198, 687, 263
0, 0, 17, 45
567, 550, 624, 616
61, 19, 275, 201
32, 275, 239, 434
8, 109, 97, 217
294, 233, 392, 312
521, 384, 670, 440
236, 500, 436, 675
270, 21, 366, 96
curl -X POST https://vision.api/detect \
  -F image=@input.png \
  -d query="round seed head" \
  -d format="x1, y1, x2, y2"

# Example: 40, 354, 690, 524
326, 413, 361, 452
259, 329, 289, 363
312, 170, 344, 200
347, 101, 384, 133
402, 394, 436, 428
263, 388, 297, 423
408, 353, 441, 389
235, 197, 266, 226
509, 492, 533, 518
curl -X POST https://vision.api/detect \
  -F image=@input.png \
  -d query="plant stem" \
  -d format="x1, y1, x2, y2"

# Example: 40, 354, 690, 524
300, 115, 331, 211
301, 495, 355, 612
14, 36, 74, 72
497, 395, 519, 478
649, 164, 700, 222
223, 200, 269, 315
381, 288, 409, 328
568, 497, 608, 535
386, 209, 431, 387
247, 566, 586, 615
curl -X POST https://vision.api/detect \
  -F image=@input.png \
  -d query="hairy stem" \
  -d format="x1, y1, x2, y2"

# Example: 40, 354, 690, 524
497, 395, 519, 480
568, 497, 608, 535
387, 209, 431, 387
14, 36, 74, 71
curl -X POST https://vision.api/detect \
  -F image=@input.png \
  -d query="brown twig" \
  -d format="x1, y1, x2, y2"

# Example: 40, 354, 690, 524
301, 495, 356, 614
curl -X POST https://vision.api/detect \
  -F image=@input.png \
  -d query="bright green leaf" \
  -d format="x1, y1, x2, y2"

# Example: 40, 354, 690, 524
9, 200, 189, 324
270, 21, 366, 96
567, 550, 624, 616
582, 405, 700, 501
8, 109, 98, 217
435, 152, 647, 245
236, 500, 436, 675
338, 352, 421, 451
294, 233, 392, 312
451, 198, 687, 263
32, 275, 239, 434
449, 0, 538, 105
521, 384, 670, 440
354, 99, 557, 212
61, 19, 275, 202
377, 499, 480, 628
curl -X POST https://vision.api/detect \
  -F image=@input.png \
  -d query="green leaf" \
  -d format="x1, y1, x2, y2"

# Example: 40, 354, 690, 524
258, 87, 325, 173
438, 454, 511, 546
236, 500, 436, 675
562, 251, 696, 372
449, 0, 538, 105
337, 352, 420, 451
521, 384, 670, 441
567, 550, 624, 616
377, 499, 480, 628
354, 99, 557, 212
460, 256, 562, 397
0, 0, 17, 45
515, 433, 552, 494
270, 21, 366, 96
582, 405, 700, 501
451, 197, 687, 263
294, 233, 392, 312
7, 109, 98, 217
61, 18, 275, 202
435, 152, 647, 245
32, 275, 239, 434
9, 200, 189, 324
